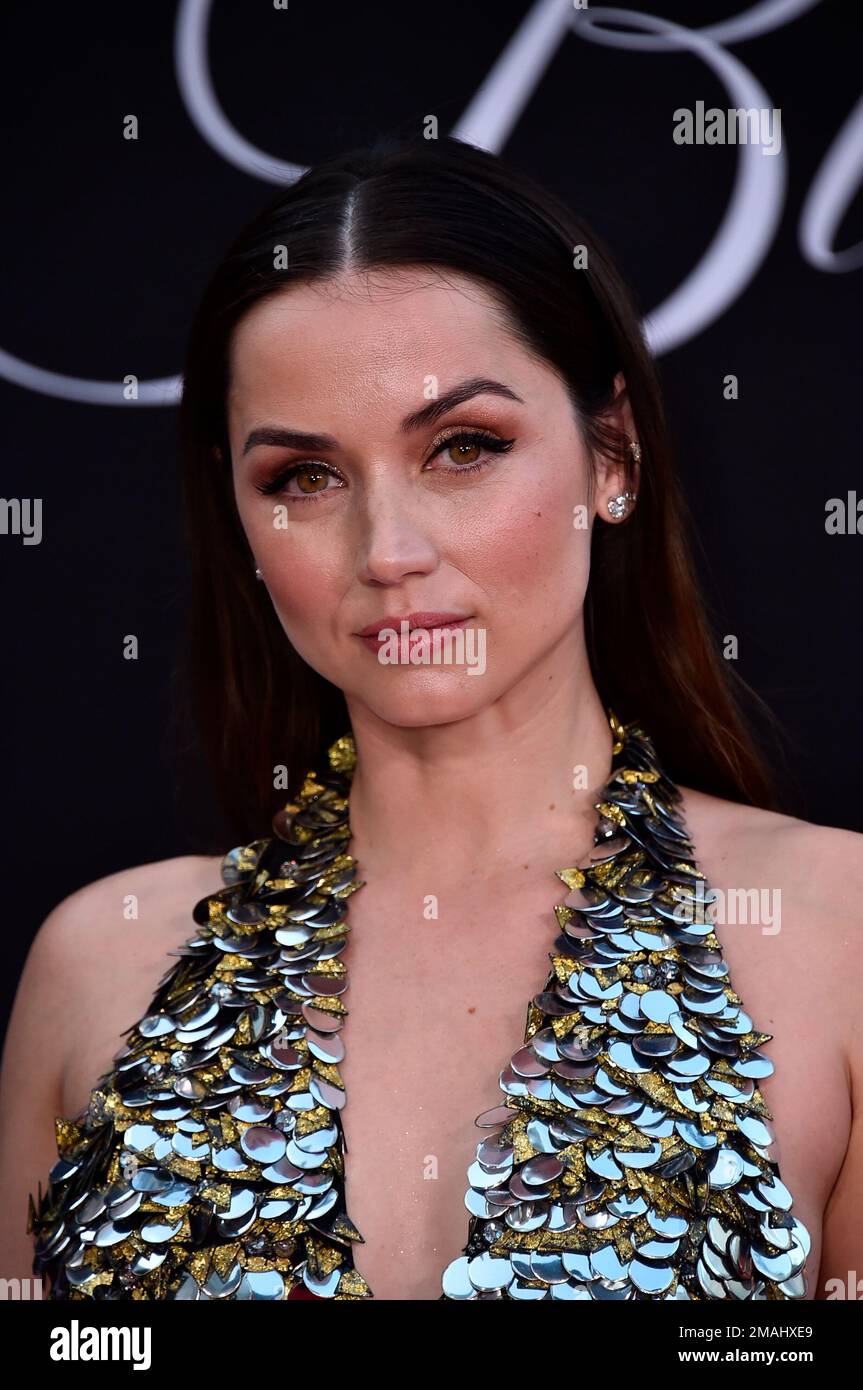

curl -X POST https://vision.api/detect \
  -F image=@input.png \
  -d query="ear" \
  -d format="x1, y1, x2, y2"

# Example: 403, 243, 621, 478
593, 372, 640, 522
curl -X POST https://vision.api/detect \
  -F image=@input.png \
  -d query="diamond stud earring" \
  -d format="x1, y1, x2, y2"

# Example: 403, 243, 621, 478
606, 438, 640, 519
607, 491, 636, 519
254, 566, 264, 581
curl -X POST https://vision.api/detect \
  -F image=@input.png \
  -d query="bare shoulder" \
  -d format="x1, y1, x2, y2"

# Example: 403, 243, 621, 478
8, 852, 218, 1041
678, 786, 863, 1289
678, 783, 863, 905
678, 782, 863, 1030
33, 851, 228, 1065
10, 852, 224, 1038
3, 850, 226, 1108
0, 852, 225, 1285
35, 851, 227, 951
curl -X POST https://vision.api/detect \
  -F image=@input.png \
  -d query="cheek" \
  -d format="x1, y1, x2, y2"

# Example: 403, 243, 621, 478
458, 478, 591, 616
268, 541, 345, 628
243, 502, 347, 639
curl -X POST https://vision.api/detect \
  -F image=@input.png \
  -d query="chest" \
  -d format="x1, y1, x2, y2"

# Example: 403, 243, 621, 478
330, 861, 849, 1301
336, 874, 569, 1300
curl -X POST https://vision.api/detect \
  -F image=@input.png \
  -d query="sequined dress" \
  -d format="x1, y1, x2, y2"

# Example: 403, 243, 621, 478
28, 713, 812, 1300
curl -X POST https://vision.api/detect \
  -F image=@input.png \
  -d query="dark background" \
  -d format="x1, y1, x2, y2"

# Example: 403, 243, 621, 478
2, 0, 861, 1040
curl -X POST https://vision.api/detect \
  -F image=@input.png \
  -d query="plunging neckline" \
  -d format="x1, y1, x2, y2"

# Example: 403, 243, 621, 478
28, 710, 814, 1301
319, 718, 631, 1300
271, 711, 810, 1300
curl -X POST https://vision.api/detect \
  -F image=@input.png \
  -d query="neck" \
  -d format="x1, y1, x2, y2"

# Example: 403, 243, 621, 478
343, 649, 615, 883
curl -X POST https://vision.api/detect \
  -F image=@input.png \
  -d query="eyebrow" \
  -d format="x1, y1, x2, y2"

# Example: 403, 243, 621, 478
240, 377, 524, 457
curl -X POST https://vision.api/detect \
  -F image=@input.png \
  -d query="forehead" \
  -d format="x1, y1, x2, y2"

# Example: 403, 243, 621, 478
226, 267, 528, 426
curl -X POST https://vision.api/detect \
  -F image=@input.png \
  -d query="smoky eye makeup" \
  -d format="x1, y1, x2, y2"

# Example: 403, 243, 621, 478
251, 425, 517, 503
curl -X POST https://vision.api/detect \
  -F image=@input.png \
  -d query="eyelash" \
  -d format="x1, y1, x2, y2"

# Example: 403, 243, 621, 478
254, 428, 516, 503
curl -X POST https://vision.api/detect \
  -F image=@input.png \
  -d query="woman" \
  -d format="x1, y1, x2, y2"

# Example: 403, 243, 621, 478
1, 136, 860, 1302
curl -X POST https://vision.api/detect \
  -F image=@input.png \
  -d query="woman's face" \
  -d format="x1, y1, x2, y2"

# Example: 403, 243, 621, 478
227, 266, 629, 728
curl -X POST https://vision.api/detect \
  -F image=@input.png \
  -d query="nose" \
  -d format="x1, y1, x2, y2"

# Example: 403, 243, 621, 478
354, 481, 439, 586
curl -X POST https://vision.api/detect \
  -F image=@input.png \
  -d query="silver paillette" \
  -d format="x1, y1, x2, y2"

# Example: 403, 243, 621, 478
28, 714, 811, 1299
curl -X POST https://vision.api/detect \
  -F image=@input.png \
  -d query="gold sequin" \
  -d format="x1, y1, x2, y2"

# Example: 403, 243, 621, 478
28, 713, 812, 1300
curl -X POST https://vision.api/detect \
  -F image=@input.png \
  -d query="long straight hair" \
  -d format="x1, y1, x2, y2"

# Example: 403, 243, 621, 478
177, 134, 782, 845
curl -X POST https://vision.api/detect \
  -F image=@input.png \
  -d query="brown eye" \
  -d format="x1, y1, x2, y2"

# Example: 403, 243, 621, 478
447, 441, 481, 466
255, 459, 345, 500
295, 466, 329, 494
426, 429, 516, 475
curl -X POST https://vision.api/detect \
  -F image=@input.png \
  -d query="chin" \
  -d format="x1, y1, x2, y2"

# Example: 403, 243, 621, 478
355, 676, 496, 728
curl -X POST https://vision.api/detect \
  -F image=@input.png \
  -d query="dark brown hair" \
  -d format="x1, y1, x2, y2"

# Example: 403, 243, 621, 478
177, 134, 782, 845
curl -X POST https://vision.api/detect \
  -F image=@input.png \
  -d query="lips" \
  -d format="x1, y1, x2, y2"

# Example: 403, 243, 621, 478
356, 611, 472, 638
